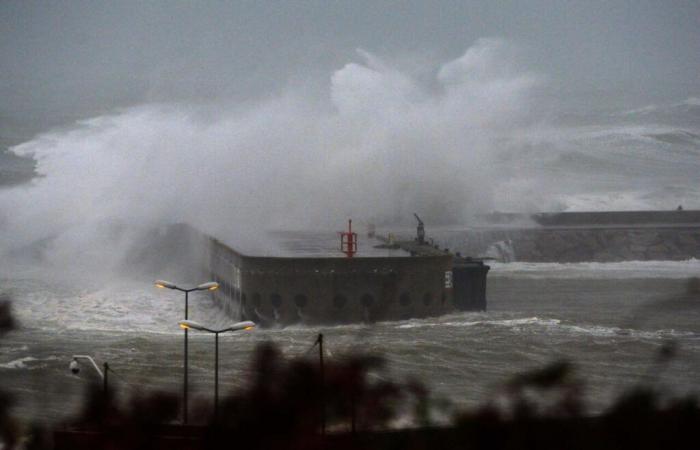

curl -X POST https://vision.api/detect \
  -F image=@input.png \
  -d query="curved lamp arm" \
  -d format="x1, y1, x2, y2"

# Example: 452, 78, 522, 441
179, 320, 255, 334
155, 280, 219, 292
72, 354, 104, 379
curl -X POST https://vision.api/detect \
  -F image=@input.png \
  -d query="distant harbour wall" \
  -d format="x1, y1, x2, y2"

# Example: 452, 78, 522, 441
469, 227, 699, 262
440, 210, 700, 262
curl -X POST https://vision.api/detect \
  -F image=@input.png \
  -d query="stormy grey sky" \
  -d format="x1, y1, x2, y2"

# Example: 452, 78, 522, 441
2, 0, 699, 133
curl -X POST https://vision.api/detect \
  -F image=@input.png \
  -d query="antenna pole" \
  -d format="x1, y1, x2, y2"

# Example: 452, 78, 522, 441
319, 333, 326, 436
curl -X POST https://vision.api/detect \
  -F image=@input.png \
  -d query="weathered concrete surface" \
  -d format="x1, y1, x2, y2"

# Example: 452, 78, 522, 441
384, 237, 489, 312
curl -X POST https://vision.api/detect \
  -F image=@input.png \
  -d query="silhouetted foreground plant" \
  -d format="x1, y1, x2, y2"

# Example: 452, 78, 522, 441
204, 342, 403, 449
452, 359, 699, 450
0, 296, 14, 333
58, 342, 407, 450
51, 341, 700, 450
0, 295, 20, 450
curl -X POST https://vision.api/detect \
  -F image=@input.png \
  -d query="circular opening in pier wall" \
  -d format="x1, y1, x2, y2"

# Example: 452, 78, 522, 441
333, 295, 347, 309
294, 294, 308, 308
270, 294, 282, 308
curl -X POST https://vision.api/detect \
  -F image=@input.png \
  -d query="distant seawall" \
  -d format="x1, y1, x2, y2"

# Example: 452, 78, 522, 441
444, 210, 700, 262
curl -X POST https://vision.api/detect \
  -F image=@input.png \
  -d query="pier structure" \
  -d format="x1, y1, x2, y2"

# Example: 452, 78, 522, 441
206, 233, 488, 326
150, 222, 489, 326
375, 233, 489, 312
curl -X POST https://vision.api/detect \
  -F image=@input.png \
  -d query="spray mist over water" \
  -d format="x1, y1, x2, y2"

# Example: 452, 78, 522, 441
2, 37, 698, 280
0, 39, 542, 276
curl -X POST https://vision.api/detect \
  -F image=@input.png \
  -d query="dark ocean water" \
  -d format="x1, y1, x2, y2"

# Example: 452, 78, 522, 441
2, 261, 699, 425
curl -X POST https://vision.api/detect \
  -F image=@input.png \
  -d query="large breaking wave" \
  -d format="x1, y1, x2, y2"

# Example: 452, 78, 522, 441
0, 38, 698, 277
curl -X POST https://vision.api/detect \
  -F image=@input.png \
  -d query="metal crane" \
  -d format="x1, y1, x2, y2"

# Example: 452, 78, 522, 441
414, 213, 425, 244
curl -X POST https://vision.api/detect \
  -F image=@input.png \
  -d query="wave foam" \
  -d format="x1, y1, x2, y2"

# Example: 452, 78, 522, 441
489, 259, 700, 279
0, 355, 58, 370
396, 315, 696, 340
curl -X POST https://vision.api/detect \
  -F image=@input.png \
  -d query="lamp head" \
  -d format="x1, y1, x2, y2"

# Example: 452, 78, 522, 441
197, 282, 219, 291
227, 321, 256, 332
69, 358, 80, 375
155, 280, 176, 290
178, 319, 207, 331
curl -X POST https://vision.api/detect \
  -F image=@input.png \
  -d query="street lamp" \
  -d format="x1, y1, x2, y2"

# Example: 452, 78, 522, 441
155, 279, 219, 424
70, 355, 111, 400
178, 319, 255, 419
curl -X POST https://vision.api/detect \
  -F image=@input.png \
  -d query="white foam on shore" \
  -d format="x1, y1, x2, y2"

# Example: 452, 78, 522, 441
489, 259, 700, 279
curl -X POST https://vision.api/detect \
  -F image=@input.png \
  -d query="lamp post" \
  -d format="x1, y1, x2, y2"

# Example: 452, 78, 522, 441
155, 279, 219, 424
178, 319, 255, 419
70, 355, 111, 401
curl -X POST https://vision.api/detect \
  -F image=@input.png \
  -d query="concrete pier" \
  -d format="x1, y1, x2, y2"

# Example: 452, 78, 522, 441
206, 234, 488, 326
379, 235, 490, 312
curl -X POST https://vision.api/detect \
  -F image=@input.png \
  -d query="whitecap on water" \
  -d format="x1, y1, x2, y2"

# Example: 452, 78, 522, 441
0, 355, 58, 370
488, 259, 700, 279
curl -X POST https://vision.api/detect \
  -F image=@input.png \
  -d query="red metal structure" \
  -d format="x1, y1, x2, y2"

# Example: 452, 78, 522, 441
339, 219, 358, 258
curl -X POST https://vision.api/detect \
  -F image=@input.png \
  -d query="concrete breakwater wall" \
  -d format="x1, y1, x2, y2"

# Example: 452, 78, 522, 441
206, 235, 488, 326
146, 224, 489, 325
457, 227, 700, 262
438, 210, 700, 262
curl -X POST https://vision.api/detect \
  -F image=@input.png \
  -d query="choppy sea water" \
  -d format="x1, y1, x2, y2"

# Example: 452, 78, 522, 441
1, 62, 699, 428
2, 257, 699, 425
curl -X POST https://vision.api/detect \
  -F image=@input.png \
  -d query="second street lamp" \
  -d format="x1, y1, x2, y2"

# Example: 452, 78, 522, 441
178, 319, 255, 419
155, 279, 219, 424
70, 355, 112, 405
